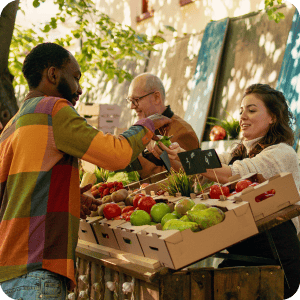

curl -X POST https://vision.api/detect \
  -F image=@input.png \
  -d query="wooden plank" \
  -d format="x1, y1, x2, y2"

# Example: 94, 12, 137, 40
159, 272, 191, 300
276, 8, 300, 148
77, 240, 161, 269
184, 18, 229, 143
259, 266, 284, 299
76, 246, 170, 283
190, 269, 213, 300
77, 239, 111, 256
256, 204, 300, 232
90, 262, 105, 300
140, 280, 160, 300
214, 267, 260, 300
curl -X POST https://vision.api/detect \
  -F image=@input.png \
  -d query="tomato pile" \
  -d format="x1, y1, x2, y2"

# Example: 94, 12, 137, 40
91, 181, 124, 198
208, 179, 275, 202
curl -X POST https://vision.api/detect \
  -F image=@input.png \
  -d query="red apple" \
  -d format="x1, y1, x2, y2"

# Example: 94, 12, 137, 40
209, 125, 226, 141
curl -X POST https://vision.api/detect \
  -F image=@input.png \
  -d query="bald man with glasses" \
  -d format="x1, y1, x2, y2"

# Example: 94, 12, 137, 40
127, 73, 199, 179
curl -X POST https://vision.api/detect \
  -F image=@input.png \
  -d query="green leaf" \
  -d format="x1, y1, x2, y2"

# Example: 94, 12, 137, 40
50, 18, 57, 29
164, 25, 176, 32
32, 0, 40, 8
152, 35, 166, 44
42, 25, 51, 33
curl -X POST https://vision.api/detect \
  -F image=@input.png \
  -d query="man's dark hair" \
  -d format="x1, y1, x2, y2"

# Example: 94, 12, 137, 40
22, 43, 71, 89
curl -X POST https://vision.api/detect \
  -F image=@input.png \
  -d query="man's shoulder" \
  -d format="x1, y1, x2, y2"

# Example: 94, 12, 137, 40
23, 96, 73, 115
170, 113, 194, 130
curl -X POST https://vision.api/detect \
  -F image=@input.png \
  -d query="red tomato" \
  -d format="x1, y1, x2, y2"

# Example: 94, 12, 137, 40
235, 180, 253, 193
209, 184, 230, 199
103, 203, 121, 220
125, 210, 134, 222
107, 182, 114, 189
138, 196, 156, 214
133, 193, 145, 208
122, 206, 135, 214
209, 125, 226, 141
103, 188, 110, 196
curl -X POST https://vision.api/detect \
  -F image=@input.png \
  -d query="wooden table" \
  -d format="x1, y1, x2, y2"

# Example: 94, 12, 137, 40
72, 205, 300, 300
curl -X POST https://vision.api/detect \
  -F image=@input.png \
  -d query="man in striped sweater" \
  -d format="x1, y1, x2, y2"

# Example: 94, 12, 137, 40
0, 43, 171, 299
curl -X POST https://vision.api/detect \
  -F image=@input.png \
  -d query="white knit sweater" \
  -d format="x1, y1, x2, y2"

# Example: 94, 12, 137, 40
218, 137, 300, 232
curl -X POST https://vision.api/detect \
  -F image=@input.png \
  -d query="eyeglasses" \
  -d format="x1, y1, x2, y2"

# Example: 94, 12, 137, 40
126, 91, 155, 107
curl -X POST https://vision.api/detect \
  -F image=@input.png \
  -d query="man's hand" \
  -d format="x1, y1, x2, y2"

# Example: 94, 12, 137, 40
80, 184, 102, 219
147, 113, 171, 131
152, 142, 186, 161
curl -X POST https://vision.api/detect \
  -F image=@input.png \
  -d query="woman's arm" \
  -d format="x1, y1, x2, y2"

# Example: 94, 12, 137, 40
154, 142, 232, 183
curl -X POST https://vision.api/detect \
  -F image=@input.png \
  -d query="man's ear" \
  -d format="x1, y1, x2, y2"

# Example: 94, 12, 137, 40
47, 67, 59, 85
154, 91, 162, 105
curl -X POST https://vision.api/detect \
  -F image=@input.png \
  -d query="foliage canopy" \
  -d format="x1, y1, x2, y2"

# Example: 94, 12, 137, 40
9, 0, 172, 97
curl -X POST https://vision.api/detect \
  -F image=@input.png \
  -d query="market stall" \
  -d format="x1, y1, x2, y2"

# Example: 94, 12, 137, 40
73, 162, 300, 300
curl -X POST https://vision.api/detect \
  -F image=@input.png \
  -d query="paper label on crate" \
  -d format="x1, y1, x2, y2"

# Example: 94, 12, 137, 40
160, 151, 171, 172
178, 148, 206, 175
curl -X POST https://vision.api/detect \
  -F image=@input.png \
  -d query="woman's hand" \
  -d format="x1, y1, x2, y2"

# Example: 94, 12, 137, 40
152, 142, 186, 161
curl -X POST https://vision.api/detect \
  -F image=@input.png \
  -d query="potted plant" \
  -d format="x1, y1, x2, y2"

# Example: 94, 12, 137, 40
207, 111, 240, 140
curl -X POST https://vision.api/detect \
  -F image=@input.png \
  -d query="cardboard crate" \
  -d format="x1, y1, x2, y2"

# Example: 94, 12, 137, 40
78, 217, 101, 244
98, 104, 122, 117
78, 103, 121, 117
125, 171, 168, 192
225, 172, 300, 221
137, 200, 258, 269
113, 223, 151, 256
78, 102, 100, 116
127, 178, 169, 194
99, 116, 120, 128
92, 219, 126, 249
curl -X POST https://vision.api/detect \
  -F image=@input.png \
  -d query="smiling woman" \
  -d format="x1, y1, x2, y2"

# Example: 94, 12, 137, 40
161, 83, 300, 299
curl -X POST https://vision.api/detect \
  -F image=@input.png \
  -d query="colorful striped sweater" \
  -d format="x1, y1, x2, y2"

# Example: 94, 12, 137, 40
0, 96, 154, 289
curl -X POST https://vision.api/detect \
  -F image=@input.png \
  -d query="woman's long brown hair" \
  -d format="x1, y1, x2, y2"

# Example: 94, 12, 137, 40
230, 84, 295, 162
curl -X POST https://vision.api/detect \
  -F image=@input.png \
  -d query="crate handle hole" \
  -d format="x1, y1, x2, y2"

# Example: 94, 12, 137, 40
81, 230, 87, 233
149, 246, 159, 251
123, 238, 132, 244
102, 233, 109, 239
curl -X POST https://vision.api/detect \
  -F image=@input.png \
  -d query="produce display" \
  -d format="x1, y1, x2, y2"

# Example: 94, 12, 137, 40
78, 170, 299, 273
207, 179, 275, 202
162, 198, 225, 232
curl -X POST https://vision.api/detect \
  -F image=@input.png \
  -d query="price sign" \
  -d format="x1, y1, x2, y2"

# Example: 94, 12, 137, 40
115, 158, 143, 173
199, 149, 222, 169
160, 151, 172, 172
178, 148, 206, 175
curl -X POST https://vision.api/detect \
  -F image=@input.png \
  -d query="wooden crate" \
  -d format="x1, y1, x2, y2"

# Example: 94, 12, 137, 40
72, 246, 284, 300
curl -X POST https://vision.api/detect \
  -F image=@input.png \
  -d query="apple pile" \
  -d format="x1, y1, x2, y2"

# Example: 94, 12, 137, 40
209, 179, 275, 202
